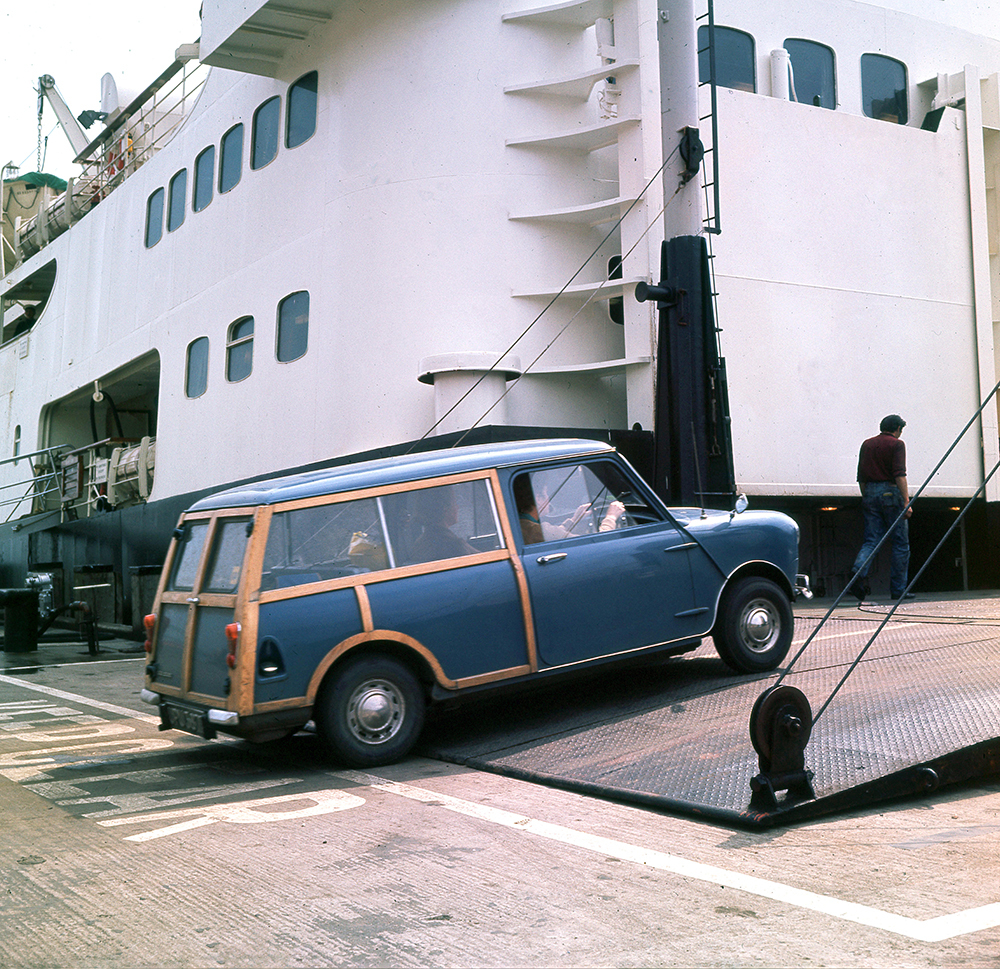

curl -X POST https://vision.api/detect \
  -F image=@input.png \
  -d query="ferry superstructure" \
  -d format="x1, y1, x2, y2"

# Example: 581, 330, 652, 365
2, 0, 999, 629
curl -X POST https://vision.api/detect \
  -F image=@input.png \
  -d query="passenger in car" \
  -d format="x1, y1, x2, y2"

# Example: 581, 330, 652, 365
410, 487, 478, 562
513, 475, 545, 544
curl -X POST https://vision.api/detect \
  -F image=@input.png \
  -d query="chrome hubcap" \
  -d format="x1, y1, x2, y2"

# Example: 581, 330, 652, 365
740, 599, 778, 653
347, 678, 403, 745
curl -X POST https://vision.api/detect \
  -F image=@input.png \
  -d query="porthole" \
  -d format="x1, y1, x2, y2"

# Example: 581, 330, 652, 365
286, 71, 318, 149
167, 169, 187, 232
194, 145, 215, 212
145, 188, 165, 248
226, 316, 254, 382
784, 38, 836, 110
252, 97, 280, 170
185, 337, 210, 399
219, 124, 244, 194
276, 291, 309, 363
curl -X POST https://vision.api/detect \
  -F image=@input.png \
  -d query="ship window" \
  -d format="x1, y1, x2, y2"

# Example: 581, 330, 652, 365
784, 38, 836, 110
186, 337, 209, 399
252, 97, 280, 170
698, 26, 755, 92
276, 291, 308, 363
862, 54, 908, 124
226, 316, 254, 382
167, 169, 187, 232
194, 146, 215, 212
13, 425, 21, 465
145, 188, 164, 248
286, 71, 318, 149
219, 124, 244, 194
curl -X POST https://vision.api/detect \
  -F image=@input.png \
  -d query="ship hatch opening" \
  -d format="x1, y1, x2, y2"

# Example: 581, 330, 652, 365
39, 351, 159, 517
1, 259, 56, 344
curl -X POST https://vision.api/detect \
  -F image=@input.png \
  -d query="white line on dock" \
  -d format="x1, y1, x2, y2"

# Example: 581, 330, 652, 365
336, 769, 1000, 943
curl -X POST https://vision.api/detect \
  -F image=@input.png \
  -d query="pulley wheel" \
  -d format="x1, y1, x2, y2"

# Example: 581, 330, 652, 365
749, 685, 813, 761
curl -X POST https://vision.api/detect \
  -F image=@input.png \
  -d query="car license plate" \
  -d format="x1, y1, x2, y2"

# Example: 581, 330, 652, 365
163, 703, 214, 739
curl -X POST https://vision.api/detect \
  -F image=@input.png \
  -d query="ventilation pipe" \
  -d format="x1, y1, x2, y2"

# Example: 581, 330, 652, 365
770, 49, 791, 100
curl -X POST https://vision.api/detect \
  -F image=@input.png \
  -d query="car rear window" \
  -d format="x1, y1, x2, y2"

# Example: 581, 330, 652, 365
167, 521, 210, 591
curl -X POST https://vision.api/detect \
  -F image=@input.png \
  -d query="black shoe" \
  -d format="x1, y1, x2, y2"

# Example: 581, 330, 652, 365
846, 577, 870, 601
891, 591, 916, 600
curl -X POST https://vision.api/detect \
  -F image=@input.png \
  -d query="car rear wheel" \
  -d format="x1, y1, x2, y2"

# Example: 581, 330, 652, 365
316, 654, 425, 767
712, 577, 793, 673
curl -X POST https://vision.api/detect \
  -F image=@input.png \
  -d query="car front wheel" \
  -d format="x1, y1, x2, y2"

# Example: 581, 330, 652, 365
712, 577, 793, 673
316, 654, 426, 767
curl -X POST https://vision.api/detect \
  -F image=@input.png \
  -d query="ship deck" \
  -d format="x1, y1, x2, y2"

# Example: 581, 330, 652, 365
419, 594, 1000, 827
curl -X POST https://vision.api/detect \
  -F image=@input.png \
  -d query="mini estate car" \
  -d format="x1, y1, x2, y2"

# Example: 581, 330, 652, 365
141, 439, 804, 766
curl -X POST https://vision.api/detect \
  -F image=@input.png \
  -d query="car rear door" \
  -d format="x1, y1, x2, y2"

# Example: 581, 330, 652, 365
149, 509, 254, 706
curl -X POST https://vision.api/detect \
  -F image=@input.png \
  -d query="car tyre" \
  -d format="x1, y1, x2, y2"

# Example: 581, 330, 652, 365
712, 577, 793, 673
316, 654, 426, 767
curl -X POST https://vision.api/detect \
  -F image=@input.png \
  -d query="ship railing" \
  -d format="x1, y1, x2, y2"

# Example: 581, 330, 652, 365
0, 437, 156, 527
15, 53, 208, 262
0, 445, 67, 524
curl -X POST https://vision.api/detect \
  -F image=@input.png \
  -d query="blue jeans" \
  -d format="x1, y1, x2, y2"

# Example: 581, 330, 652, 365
852, 482, 910, 597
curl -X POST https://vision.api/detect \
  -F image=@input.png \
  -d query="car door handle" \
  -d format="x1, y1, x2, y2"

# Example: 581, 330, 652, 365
536, 552, 567, 565
664, 543, 698, 553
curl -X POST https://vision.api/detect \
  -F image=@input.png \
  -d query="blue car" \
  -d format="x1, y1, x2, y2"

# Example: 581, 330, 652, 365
142, 439, 804, 766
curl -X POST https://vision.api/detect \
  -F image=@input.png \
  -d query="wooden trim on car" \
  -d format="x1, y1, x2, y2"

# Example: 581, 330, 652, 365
262, 468, 498, 515
488, 468, 539, 672
253, 634, 534, 714
451, 664, 533, 688
231, 505, 270, 711
298, 630, 458, 705
257, 546, 512, 604
354, 585, 373, 631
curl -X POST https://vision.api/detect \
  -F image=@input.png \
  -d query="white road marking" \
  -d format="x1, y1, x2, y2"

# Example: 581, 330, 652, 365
97, 789, 366, 841
335, 769, 1000, 943
792, 623, 908, 645
4, 665, 998, 941
0, 673, 160, 723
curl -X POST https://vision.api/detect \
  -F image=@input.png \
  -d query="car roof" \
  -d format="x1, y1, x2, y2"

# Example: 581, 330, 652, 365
187, 438, 616, 511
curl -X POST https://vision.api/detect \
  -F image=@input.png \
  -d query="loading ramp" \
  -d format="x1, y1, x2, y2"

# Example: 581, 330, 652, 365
419, 595, 1000, 828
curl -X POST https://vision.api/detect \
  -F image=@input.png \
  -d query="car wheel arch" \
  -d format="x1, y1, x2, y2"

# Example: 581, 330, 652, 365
713, 562, 794, 620
305, 631, 451, 706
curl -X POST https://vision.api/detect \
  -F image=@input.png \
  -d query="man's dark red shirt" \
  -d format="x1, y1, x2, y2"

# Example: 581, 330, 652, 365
857, 432, 906, 484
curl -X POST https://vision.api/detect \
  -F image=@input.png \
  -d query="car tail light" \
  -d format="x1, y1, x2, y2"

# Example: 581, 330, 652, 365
225, 622, 241, 668
143, 614, 157, 653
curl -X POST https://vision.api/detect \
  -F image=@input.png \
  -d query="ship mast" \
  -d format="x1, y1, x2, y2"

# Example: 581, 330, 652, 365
640, 0, 736, 509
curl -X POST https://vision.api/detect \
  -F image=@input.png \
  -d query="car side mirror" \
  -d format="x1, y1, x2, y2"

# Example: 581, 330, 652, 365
731, 494, 748, 519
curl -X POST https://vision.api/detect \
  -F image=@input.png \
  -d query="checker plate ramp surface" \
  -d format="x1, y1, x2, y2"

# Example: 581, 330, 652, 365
419, 597, 1000, 827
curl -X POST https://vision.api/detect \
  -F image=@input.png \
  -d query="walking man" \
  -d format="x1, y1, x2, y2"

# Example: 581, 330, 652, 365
847, 414, 913, 600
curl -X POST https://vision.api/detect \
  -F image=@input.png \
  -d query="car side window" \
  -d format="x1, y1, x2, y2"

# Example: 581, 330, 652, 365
260, 479, 503, 589
513, 461, 662, 545
262, 498, 387, 590
382, 480, 502, 566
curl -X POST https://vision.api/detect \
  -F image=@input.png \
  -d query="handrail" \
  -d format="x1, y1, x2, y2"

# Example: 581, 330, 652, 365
0, 444, 65, 523
11, 58, 208, 263
0, 444, 67, 470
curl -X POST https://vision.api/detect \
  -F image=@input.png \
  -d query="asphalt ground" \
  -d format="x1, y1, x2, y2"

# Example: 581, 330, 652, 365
0, 593, 997, 967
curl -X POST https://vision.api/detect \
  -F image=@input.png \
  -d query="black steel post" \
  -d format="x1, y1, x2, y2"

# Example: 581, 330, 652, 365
643, 235, 735, 507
